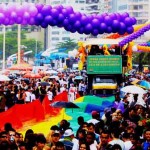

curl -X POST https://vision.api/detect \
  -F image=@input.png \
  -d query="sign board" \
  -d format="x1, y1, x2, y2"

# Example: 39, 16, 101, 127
87, 55, 122, 74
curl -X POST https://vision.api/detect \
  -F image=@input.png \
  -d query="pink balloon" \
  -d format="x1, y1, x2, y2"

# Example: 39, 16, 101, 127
16, 5, 25, 16
10, 11, 18, 20
0, 13, 5, 22
29, 6, 38, 16
0, 4, 6, 13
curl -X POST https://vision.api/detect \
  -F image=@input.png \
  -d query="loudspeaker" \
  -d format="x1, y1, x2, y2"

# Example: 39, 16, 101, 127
122, 56, 128, 67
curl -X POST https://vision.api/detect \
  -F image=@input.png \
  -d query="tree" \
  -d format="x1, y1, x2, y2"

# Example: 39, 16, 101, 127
0, 31, 43, 59
55, 38, 78, 52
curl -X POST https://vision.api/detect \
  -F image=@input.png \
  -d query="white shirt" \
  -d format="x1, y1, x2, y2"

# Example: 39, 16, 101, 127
47, 91, 53, 101
124, 141, 133, 150
87, 119, 100, 125
109, 139, 125, 150
25, 91, 32, 102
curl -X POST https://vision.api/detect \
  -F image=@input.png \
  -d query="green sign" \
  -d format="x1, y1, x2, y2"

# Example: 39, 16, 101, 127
87, 55, 122, 74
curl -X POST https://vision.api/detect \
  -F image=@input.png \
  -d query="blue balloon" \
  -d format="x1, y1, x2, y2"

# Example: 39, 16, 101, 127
35, 13, 44, 22
51, 8, 59, 18
63, 19, 69, 27
36, 3, 44, 13
119, 22, 126, 32
77, 27, 84, 34
96, 14, 104, 23
61, 8, 68, 17
126, 27, 134, 34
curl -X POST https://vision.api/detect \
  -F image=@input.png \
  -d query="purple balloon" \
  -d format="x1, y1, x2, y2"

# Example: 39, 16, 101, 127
41, 5, 52, 16
64, 24, 72, 31
53, 5, 64, 12
131, 17, 137, 25
80, 15, 89, 26
22, 20, 28, 25
23, 12, 30, 20
49, 19, 58, 26
77, 27, 84, 34
104, 16, 112, 26
0, 13, 5, 22
0, 4, 6, 13
16, 5, 24, 16
121, 12, 129, 21
63, 19, 69, 27
75, 12, 82, 19
119, 22, 126, 32
96, 14, 104, 23
44, 15, 53, 24
112, 20, 120, 29
61, 8, 68, 17
58, 13, 65, 23
3, 18, 10, 25
9, 20, 15, 25
29, 17, 35, 25
92, 18, 99, 28
35, 3, 44, 13
126, 27, 134, 34
106, 26, 112, 33
99, 23, 107, 32
41, 22, 48, 28
110, 13, 117, 20
16, 17, 23, 24
92, 29, 99, 36
74, 21, 81, 29
69, 13, 77, 24
85, 23, 93, 33
10, 12, 18, 20
124, 17, 132, 27
35, 13, 44, 22
65, 6, 74, 14
51, 8, 59, 18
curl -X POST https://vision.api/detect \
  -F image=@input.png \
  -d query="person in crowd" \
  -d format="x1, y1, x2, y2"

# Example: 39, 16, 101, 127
109, 128, 125, 150
68, 83, 77, 102
46, 130, 61, 150
87, 111, 101, 125
142, 128, 150, 150
122, 132, 133, 150
79, 141, 90, 150
97, 130, 110, 150
51, 141, 66, 150
86, 131, 97, 150
33, 133, 47, 150
47, 87, 53, 101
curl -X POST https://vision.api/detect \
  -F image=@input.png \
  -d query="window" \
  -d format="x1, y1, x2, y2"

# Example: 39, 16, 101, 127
52, 31, 59, 35
62, 37, 70, 40
51, 37, 59, 41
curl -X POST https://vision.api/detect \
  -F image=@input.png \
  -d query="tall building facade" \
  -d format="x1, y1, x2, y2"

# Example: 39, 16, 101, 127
117, 0, 150, 24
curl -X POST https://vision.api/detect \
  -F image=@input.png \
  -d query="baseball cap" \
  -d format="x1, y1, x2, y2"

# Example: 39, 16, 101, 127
63, 129, 74, 137
52, 130, 60, 136
91, 111, 99, 117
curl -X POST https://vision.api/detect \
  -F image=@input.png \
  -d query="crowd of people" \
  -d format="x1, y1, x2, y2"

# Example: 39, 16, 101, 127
0, 70, 150, 150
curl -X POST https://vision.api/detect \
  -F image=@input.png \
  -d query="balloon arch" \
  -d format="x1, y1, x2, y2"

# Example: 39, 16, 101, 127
0, 3, 136, 36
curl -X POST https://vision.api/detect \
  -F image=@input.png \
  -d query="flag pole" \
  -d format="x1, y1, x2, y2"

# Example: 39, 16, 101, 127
2, 25, 6, 71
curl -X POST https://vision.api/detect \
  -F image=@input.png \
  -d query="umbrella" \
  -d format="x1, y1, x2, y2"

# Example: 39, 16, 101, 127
74, 76, 83, 80
45, 70, 58, 75
40, 82, 50, 86
0, 74, 11, 81
49, 75, 59, 80
51, 101, 79, 114
120, 85, 146, 94
136, 80, 150, 90
51, 101, 79, 108
23, 73, 42, 79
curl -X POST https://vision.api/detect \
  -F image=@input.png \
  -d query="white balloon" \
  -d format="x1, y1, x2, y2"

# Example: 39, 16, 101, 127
132, 45, 138, 52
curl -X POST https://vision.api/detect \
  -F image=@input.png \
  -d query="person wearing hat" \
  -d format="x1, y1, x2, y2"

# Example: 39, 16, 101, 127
60, 128, 79, 150
46, 130, 61, 150
87, 111, 100, 125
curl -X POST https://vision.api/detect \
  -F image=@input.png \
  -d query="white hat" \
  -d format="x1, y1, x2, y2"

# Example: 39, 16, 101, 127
63, 129, 74, 137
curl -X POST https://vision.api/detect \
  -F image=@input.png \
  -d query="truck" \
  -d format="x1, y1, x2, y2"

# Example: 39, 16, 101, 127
85, 38, 126, 95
